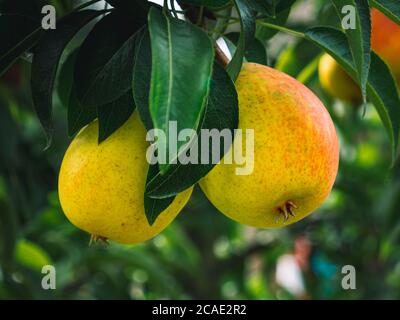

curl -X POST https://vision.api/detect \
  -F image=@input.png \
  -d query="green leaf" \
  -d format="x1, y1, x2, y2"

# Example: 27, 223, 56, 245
146, 62, 238, 198
0, 15, 41, 76
148, 7, 214, 174
371, 0, 400, 25
74, 9, 146, 106
306, 26, 400, 164
277, 0, 297, 11
56, 49, 78, 109
144, 164, 175, 225
74, 26, 141, 108
256, 0, 295, 41
97, 93, 135, 143
177, 0, 231, 8
331, 0, 371, 103
31, 10, 101, 147
227, 0, 256, 81
249, 0, 277, 17
134, 34, 238, 197
67, 83, 96, 137
225, 32, 268, 65
86, 28, 146, 142
132, 28, 153, 131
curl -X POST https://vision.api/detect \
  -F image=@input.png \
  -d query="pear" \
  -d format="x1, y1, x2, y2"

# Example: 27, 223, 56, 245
319, 9, 400, 103
318, 53, 361, 104
200, 63, 339, 228
58, 112, 192, 244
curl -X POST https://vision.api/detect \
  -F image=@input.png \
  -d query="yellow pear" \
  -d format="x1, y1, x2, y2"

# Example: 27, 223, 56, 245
318, 53, 361, 104
58, 112, 192, 244
200, 63, 339, 228
319, 10, 400, 103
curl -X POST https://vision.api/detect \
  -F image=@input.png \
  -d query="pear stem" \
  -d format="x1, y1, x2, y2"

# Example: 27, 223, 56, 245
89, 234, 109, 247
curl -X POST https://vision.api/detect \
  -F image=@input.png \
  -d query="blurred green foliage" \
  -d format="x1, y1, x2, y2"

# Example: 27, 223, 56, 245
0, 0, 400, 300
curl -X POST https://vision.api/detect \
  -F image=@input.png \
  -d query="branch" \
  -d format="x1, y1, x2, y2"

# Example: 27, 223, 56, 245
214, 43, 230, 68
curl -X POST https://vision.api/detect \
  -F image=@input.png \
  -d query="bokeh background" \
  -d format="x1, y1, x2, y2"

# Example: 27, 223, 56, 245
1, 0, 400, 300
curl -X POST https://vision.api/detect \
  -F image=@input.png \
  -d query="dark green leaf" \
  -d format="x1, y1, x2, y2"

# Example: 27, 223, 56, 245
146, 62, 238, 198
256, 1, 294, 40
97, 93, 135, 143
177, 0, 231, 8
31, 10, 101, 147
306, 26, 400, 164
0, 15, 41, 76
57, 49, 78, 109
144, 164, 175, 225
226, 32, 268, 65
371, 0, 400, 25
67, 83, 96, 137
86, 30, 142, 106
74, 9, 146, 106
148, 7, 214, 174
276, 0, 297, 12
227, 0, 256, 81
132, 28, 153, 131
331, 0, 371, 103
86, 27, 146, 142
246, 38, 268, 65
248, 0, 276, 17
134, 31, 238, 197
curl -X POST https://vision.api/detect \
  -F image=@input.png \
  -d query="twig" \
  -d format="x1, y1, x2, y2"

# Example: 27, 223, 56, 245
214, 43, 230, 68
257, 21, 305, 38
196, 6, 204, 26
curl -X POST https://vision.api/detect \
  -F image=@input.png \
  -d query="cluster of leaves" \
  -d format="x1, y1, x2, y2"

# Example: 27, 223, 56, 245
1, 0, 400, 225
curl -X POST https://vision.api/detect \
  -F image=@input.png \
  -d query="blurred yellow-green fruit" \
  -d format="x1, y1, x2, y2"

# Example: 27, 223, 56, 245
58, 112, 192, 244
200, 63, 339, 228
14, 239, 51, 271
318, 53, 361, 103
319, 9, 400, 103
